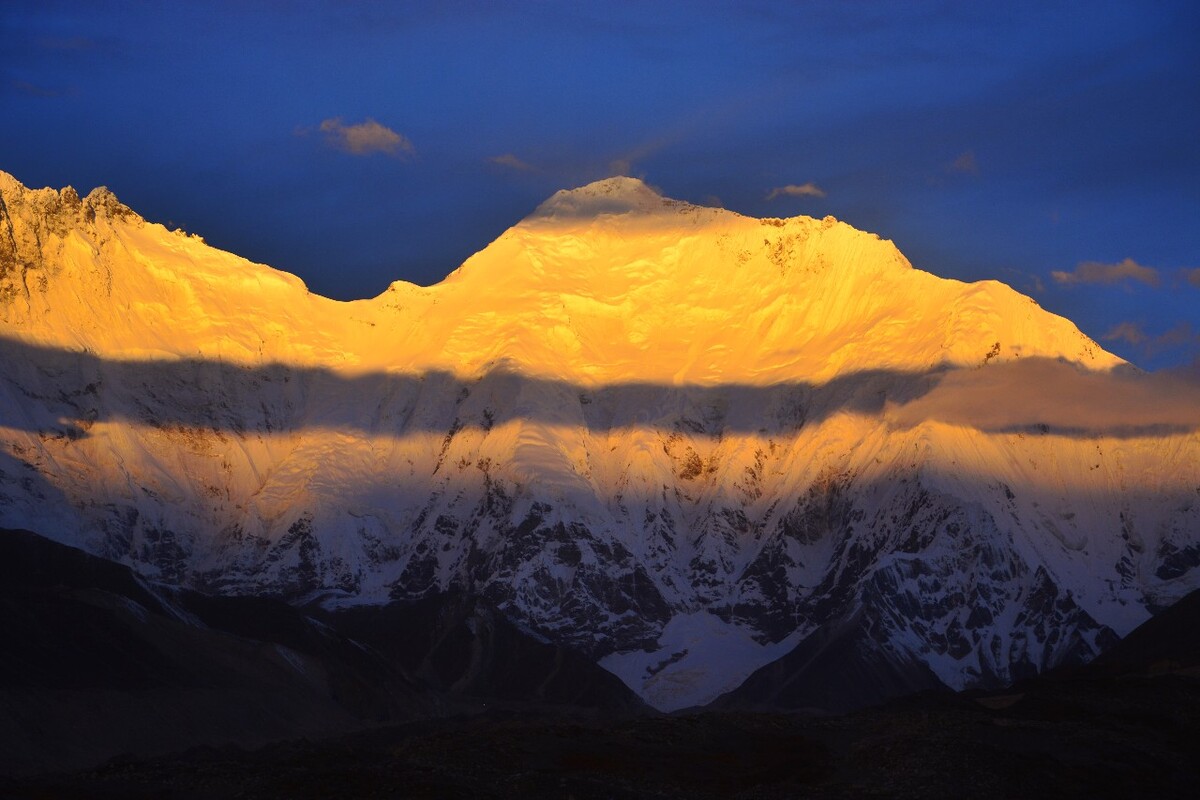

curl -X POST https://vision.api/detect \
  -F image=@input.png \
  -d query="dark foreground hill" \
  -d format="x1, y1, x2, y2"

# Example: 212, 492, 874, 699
3, 522, 1197, 797
4, 664, 1197, 799
0, 528, 643, 777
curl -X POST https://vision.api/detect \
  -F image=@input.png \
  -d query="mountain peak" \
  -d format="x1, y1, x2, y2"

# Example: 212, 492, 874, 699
0, 170, 137, 226
528, 176, 697, 221
83, 185, 135, 219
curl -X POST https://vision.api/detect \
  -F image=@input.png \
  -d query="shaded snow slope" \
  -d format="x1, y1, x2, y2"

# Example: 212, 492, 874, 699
1, 170, 1197, 711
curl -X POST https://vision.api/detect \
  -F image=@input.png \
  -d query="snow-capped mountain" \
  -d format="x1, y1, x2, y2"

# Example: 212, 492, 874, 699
1, 170, 1197, 711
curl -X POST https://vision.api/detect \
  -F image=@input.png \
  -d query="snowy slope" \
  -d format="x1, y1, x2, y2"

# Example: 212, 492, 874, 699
1, 170, 1197, 711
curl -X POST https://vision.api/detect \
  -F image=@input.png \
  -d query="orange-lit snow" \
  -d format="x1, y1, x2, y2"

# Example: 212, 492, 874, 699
1, 173, 1120, 382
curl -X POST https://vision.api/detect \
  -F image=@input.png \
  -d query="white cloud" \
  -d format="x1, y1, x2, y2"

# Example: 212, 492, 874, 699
1051, 258, 1160, 287
317, 117, 414, 158
766, 182, 826, 201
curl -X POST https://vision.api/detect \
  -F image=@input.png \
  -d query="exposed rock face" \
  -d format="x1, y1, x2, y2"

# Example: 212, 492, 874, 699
0, 170, 1197, 710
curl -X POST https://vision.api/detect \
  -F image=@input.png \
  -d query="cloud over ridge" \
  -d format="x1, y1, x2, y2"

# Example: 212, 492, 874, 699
1103, 321, 1200, 361
1103, 321, 1148, 346
766, 182, 826, 201
886, 358, 1200, 435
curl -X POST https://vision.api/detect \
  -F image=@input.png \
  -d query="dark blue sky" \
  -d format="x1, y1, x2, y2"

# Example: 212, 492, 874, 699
3, 1, 1198, 369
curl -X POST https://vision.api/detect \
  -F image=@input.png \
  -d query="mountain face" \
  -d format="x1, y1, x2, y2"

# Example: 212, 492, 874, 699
1, 170, 1198, 711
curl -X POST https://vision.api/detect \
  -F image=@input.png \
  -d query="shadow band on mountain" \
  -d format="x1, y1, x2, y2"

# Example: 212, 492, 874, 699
0, 333, 1197, 441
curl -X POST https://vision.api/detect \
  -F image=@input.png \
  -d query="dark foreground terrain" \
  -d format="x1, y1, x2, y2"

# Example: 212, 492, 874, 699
4, 669, 1198, 799
3, 527, 1199, 798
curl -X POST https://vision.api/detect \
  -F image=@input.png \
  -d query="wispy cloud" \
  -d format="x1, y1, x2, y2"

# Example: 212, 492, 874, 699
766, 182, 826, 201
605, 122, 696, 179
36, 36, 99, 51
606, 159, 628, 177
10, 80, 74, 98
1103, 322, 1148, 346
1104, 321, 1200, 359
1153, 322, 1199, 351
1051, 258, 1160, 287
946, 149, 979, 176
488, 153, 535, 171
1183, 267, 1200, 289
314, 117, 414, 158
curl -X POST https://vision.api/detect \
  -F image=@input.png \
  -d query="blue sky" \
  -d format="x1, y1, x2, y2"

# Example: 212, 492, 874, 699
3, 1, 1198, 369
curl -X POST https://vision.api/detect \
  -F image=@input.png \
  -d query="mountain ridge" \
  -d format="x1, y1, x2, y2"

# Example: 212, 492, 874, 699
0, 169, 1120, 383
0, 169, 1196, 711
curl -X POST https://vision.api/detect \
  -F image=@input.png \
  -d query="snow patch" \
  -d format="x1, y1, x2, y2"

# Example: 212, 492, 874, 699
599, 611, 802, 712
